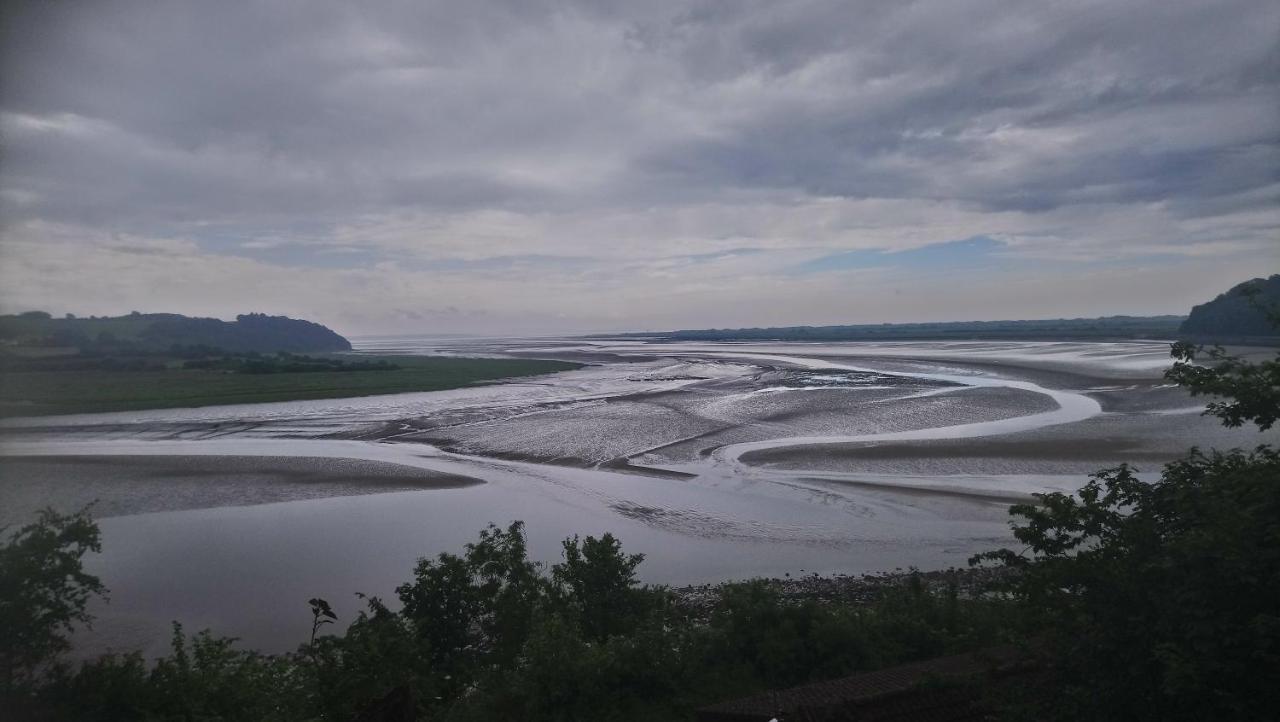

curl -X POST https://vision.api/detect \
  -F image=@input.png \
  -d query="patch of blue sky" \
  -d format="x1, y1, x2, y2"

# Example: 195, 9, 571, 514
188, 225, 594, 272
788, 236, 1010, 275
218, 242, 383, 269
679, 247, 764, 263
184, 224, 387, 270
397, 254, 595, 273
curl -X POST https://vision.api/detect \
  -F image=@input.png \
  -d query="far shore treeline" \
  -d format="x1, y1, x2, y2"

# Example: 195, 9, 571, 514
614, 275, 1280, 345
630, 314, 1188, 343
0, 311, 352, 354
0, 311, 581, 417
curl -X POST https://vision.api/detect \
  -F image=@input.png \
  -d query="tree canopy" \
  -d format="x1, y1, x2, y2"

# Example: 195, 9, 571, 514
974, 333, 1280, 720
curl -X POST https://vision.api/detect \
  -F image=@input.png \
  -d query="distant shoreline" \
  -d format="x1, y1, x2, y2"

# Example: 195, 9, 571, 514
594, 333, 1280, 347
590, 313, 1280, 346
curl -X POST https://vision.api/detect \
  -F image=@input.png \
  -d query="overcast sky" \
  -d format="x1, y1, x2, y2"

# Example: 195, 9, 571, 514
2, 0, 1277, 335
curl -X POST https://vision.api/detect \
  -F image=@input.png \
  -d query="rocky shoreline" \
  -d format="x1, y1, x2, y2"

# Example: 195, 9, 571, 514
670, 565, 1016, 618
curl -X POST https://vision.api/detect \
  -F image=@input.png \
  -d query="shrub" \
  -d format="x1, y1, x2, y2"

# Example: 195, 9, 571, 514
0, 507, 104, 691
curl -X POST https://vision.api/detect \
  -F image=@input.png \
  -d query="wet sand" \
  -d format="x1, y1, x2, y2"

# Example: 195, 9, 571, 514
0, 454, 480, 526
737, 406, 1279, 476
741, 437, 1173, 474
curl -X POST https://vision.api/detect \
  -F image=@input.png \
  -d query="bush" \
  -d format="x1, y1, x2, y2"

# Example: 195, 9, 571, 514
0, 507, 104, 691
551, 533, 656, 642
975, 339, 1280, 720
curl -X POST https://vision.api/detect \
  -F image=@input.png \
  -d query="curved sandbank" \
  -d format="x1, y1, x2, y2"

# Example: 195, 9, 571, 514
667, 352, 1102, 467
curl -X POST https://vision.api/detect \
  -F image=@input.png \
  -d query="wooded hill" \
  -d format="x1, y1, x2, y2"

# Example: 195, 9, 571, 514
0, 311, 351, 353
1180, 274, 1280, 338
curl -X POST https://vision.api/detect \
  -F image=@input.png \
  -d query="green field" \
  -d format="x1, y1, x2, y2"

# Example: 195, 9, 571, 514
0, 356, 582, 417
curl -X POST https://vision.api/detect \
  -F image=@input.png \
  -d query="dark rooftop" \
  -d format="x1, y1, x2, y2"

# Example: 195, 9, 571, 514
696, 646, 1031, 722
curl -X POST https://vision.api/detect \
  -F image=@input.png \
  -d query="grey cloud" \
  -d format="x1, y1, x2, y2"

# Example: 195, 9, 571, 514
1, 0, 1277, 329
6, 0, 1276, 222
639, 2, 1279, 214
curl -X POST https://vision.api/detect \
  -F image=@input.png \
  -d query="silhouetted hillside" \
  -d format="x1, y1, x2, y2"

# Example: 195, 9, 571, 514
0, 311, 351, 353
1180, 275, 1280, 338
140, 313, 352, 352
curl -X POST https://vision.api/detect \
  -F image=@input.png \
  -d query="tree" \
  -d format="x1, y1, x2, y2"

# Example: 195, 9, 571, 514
1166, 289, 1280, 430
0, 507, 105, 691
974, 339, 1280, 720
550, 533, 650, 642
394, 521, 546, 705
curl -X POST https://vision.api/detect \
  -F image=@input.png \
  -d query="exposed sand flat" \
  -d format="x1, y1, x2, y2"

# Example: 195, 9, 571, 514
0, 454, 480, 526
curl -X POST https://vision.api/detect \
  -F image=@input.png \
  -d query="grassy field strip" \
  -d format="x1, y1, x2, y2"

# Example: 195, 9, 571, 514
0, 356, 581, 416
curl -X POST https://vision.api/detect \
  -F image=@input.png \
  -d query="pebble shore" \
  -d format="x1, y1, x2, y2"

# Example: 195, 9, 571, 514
669, 566, 1016, 619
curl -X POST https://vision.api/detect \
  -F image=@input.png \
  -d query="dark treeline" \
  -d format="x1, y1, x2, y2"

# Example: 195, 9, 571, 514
617, 278, 1280, 344
618, 315, 1187, 343
0, 312, 352, 354
0, 349, 394, 375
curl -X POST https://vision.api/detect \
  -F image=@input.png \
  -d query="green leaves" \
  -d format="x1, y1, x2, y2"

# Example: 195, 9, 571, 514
550, 533, 652, 643
392, 521, 547, 706
19, 518, 1015, 721
0, 506, 105, 691
1166, 341, 1280, 431
309, 598, 337, 623
1167, 289, 1280, 431
972, 328, 1280, 720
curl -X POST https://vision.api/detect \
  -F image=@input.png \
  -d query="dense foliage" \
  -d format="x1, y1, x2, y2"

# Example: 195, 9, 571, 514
0, 350, 397, 375
1166, 322, 1280, 432
0, 508, 104, 691
3, 520, 1011, 721
143, 313, 353, 353
0, 311, 352, 353
974, 339, 1280, 720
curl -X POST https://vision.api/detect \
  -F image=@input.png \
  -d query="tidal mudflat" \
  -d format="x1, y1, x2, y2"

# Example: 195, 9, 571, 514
0, 454, 480, 528
3, 337, 1275, 656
